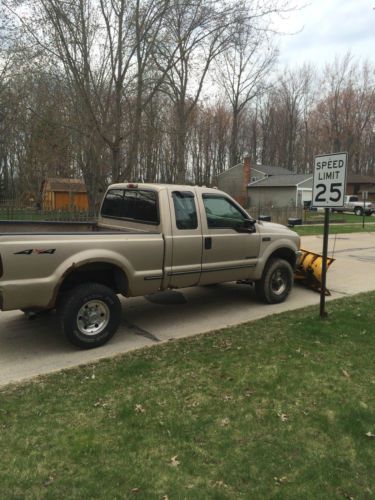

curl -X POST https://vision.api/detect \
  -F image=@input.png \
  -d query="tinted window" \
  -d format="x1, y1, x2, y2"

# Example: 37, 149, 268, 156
101, 189, 158, 224
203, 195, 245, 229
172, 191, 198, 230
101, 189, 124, 218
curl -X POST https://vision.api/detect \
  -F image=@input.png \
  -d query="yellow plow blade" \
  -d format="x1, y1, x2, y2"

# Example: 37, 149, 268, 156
294, 248, 335, 295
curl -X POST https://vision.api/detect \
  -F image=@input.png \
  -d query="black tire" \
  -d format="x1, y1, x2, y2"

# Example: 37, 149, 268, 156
59, 282, 121, 349
354, 207, 363, 216
255, 258, 294, 304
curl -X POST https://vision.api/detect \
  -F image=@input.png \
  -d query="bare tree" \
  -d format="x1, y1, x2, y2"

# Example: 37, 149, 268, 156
216, 18, 277, 167
278, 64, 314, 170
155, 0, 238, 183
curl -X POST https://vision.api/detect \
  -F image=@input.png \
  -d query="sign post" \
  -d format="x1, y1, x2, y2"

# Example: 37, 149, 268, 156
362, 191, 368, 229
312, 152, 348, 318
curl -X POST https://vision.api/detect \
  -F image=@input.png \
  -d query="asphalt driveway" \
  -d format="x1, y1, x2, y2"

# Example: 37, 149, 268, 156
1, 232, 374, 387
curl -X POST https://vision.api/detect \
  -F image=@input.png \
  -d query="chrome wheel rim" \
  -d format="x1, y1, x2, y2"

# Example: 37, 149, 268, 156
271, 270, 288, 295
77, 300, 110, 336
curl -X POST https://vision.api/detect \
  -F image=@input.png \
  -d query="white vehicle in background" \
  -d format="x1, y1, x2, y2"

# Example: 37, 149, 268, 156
332, 195, 373, 216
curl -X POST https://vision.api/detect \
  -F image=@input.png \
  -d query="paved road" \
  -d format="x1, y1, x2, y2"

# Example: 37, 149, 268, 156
1, 232, 374, 387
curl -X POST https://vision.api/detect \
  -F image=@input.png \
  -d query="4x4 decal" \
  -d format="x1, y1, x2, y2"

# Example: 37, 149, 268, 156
14, 249, 56, 255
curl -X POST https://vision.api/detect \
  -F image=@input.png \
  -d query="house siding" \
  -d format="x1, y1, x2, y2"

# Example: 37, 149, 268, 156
248, 186, 297, 208
217, 164, 243, 200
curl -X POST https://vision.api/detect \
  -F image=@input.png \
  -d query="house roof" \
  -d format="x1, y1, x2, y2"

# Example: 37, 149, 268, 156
361, 188, 375, 194
252, 165, 292, 176
347, 174, 375, 184
249, 174, 313, 188
44, 178, 87, 193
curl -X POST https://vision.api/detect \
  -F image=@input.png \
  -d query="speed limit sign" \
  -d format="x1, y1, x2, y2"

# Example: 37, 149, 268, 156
312, 152, 348, 207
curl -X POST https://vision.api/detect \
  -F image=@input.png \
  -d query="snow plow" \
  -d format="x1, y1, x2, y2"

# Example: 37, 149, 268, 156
294, 249, 335, 295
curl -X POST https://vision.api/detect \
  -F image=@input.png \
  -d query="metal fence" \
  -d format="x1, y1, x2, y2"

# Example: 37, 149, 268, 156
0, 202, 92, 222
0, 201, 351, 227
247, 206, 305, 226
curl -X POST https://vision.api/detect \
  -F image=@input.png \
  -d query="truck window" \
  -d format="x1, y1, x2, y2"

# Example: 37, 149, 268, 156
349, 196, 358, 202
172, 191, 198, 230
101, 189, 159, 224
100, 189, 124, 217
202, 195, 245, 229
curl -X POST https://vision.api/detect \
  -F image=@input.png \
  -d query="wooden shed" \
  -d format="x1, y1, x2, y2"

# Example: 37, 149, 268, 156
41, 178, 89, 211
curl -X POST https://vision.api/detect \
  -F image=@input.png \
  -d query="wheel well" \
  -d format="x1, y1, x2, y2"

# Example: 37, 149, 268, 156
56, 262, 128, 305
268, 247, 296, 269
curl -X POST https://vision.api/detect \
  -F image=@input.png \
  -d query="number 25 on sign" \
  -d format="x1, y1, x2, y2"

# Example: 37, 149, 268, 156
312, 152, 348, 207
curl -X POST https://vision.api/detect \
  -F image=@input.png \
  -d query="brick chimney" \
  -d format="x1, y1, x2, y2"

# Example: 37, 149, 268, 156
242, 152, 251, 207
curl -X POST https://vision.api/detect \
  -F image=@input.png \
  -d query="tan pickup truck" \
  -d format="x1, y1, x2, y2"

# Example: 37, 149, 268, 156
0, 183, 301, 348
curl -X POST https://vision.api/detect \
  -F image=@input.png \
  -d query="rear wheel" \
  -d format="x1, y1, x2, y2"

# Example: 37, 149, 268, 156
59, 282, 121, 349
354, 207, 363, 216
255, 258, 293, 304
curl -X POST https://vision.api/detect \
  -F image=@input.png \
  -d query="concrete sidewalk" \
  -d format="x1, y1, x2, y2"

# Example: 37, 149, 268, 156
1, 232, 374, 387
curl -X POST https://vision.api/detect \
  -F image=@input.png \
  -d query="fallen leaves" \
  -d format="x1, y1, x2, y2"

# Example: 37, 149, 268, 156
342, 369, 351, 379
274, 476, 288, 485
222, 394, 233, 402
277, 412, 288, 422
43, 476, 55, 487
365, 431, 375, 438
169, 455, 180, 467
219, 418, 230, 427
134, 404, 146, 414
94, 399, 109, 409
213, 480, 228, 489
244, 387, 254, 398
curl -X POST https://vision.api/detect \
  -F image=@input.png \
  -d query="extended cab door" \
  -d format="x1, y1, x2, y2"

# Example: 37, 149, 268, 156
167, 189, 203, 288
197, 193, 260, 285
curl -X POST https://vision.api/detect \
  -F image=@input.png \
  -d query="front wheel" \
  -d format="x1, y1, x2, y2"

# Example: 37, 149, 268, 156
354, 207, 363, 216
59, 282, 122, 349
255, 258, 294, 304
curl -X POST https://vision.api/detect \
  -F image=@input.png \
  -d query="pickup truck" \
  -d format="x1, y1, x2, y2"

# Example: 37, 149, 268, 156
332, 195, 373, 216
0, 183, 301, 348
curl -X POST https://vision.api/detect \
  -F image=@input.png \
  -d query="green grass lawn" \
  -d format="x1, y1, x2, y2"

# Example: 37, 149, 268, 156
304, 212, 373, 224
1, 293, 374, 498
295, 223, 375, 236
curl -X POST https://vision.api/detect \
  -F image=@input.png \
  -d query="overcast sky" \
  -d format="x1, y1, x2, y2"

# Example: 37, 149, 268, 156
276, 0, 375, 67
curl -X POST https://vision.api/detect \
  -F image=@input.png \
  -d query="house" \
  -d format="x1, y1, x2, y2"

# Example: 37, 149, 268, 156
217, 154, 312, 207
248, 174, 313, 208
217, 154, 375, 208
346, 174, 375, 201
41, 178, 89, 211
217, 156, 292, 205
250, 165, 292, 183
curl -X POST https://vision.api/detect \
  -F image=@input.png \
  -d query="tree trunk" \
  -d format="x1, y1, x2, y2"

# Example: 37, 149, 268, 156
112, 145, 121, 183
230, 109, 240, 167
176, 103, 187, 183
127, 93, 142, 180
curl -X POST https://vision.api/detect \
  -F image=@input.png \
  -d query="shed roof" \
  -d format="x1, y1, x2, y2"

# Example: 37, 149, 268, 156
44, 178, 87, 193
249, 174, 312, 188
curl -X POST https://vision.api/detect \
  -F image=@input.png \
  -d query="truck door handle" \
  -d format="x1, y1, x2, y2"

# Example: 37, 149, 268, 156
205, 237, 212, 250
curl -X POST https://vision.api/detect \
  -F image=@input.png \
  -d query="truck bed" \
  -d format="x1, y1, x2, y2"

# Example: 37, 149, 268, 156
0, 220, 150, 234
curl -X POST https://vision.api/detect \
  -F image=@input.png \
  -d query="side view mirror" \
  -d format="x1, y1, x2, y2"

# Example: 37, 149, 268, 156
243, 219, 255, 229
236, 218, 256, 233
